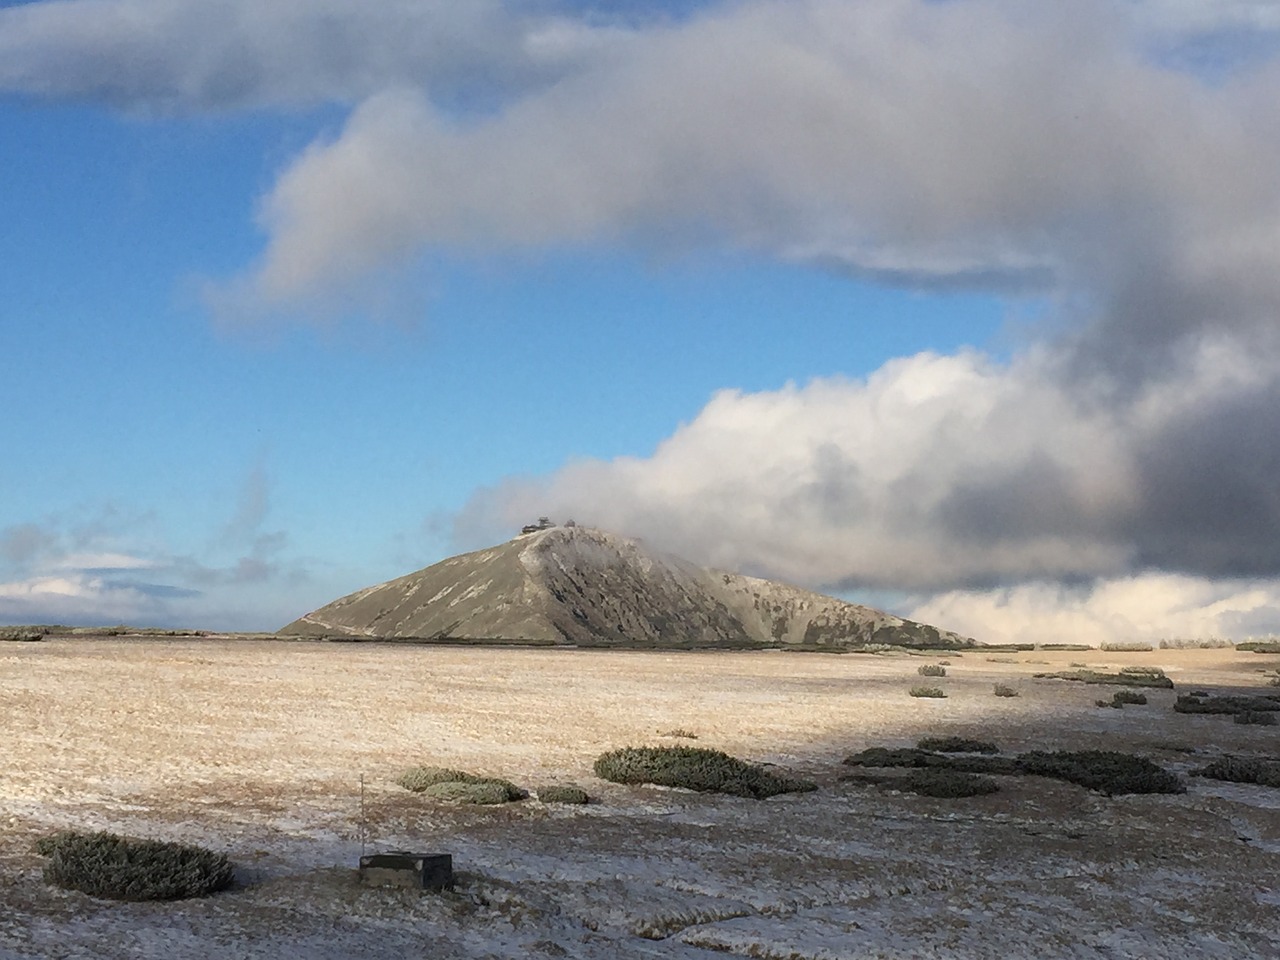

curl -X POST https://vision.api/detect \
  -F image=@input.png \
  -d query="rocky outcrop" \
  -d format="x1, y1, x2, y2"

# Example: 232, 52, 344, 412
279, 526, 974, 649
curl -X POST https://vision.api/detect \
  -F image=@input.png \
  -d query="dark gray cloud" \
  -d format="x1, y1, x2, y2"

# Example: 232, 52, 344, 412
0, 0, 618, 112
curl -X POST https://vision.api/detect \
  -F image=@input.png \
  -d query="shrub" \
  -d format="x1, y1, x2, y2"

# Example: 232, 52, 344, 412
658, 728, 698, 740
1100, 641, 1154, 652
1033, 669, 1173, 689
909, 687, 946, 698
593, 746, 816, 799
916, 736, 999, 754
1174, 695, 1280, 716
1237, 641, 1280, 653
1016, 750, 1184, 796
1119, 665, 1166, 678
0, 629, 44, 642
899, 769, 1000, 798
1233, 711, 1277, 726
536, 785, 591, 804
1096, 698, 1122, 709
917, 664, 947, 677
1193, 756, 1280, 787
420, 781, 514, 805
844, 747, 1019, 776
993, 684, 1019, 698
1112, 690, 1148, 706
396, 766, 527, 801
846, 747, 1181, 794
36, 831, 233, 901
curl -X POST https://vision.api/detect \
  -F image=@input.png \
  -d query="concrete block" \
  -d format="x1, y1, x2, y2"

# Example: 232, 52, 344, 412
359, 852, 453, 891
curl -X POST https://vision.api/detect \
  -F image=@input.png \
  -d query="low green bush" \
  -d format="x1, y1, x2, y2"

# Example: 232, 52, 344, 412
1112, 690, 1149, 706
909, 686, 946, 698
1100, 641, 1154, 652
993, 683, 1019, 698
899, 769, 1000, 798
1016, 750, 1184, 796
1174, 694, 1280, 716
916, 736, 999, 754
420, 781, 513, 804
396, 765, 527, 801
1193, 756, 1280, 787
846, 747, 1182, 795
593, 746, 816, 799
1033, 669, 1173, 689
0, 629, 44, 642
1237, 641, 1280, 653
844, 747, 1019, 776
36, 831, 233, 901
536, 785, 591, 804
917, 664, 947, 677
1233, 711, 1277, 726
658, 728, 698, 740
1119, 665, 1166, 678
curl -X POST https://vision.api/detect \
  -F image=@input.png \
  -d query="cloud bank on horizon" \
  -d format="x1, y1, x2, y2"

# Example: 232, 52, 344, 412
5, 0, 1280, 643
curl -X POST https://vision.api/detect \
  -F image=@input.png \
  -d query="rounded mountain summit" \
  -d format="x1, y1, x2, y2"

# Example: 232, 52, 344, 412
279, 525, 974, 650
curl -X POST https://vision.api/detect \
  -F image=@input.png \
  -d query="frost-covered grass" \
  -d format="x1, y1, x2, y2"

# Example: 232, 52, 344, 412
3, 640, 1277, 960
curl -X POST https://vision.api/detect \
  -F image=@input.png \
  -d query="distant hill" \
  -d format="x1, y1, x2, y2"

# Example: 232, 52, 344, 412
279, 526, 975, 650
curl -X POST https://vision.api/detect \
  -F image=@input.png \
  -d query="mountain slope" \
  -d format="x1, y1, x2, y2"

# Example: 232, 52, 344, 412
279, 526, 974, 649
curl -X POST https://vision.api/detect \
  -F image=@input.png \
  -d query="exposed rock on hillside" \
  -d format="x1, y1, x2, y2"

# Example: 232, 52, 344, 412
279, 526, 974, 649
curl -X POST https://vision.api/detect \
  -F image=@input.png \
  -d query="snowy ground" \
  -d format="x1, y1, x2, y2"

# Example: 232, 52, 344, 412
1, 640, 1278, 958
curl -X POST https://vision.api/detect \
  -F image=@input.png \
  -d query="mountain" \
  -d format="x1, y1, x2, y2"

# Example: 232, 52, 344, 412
278, 526, 975, 650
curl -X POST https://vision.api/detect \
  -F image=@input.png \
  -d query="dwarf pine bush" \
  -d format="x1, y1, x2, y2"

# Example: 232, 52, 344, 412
993, 684, 1019, 698
916, 737, 999, 754
917, 664, 947, 677
36, 831, 233, 901
900, 769, 1000, 798
536, 785, 591, 804
396, 766, 527, 801
1016, 750, 1184, 796
1193, 756, 1280, 787
419, 781, 513, 805
593, 746, 815, 799
909, 686, 946, 698
845, 747, 1182, 795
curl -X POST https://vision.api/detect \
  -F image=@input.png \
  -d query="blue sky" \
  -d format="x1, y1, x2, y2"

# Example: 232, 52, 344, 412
5, 0, 1280, 642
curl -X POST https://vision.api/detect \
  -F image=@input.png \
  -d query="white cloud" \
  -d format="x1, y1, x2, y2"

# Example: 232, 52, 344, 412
455, 336, 1280, 594
1128, 0, 1280, 35
50, 552, 155, 572
910, 573, 1280, 646
0, 574, 159, 624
